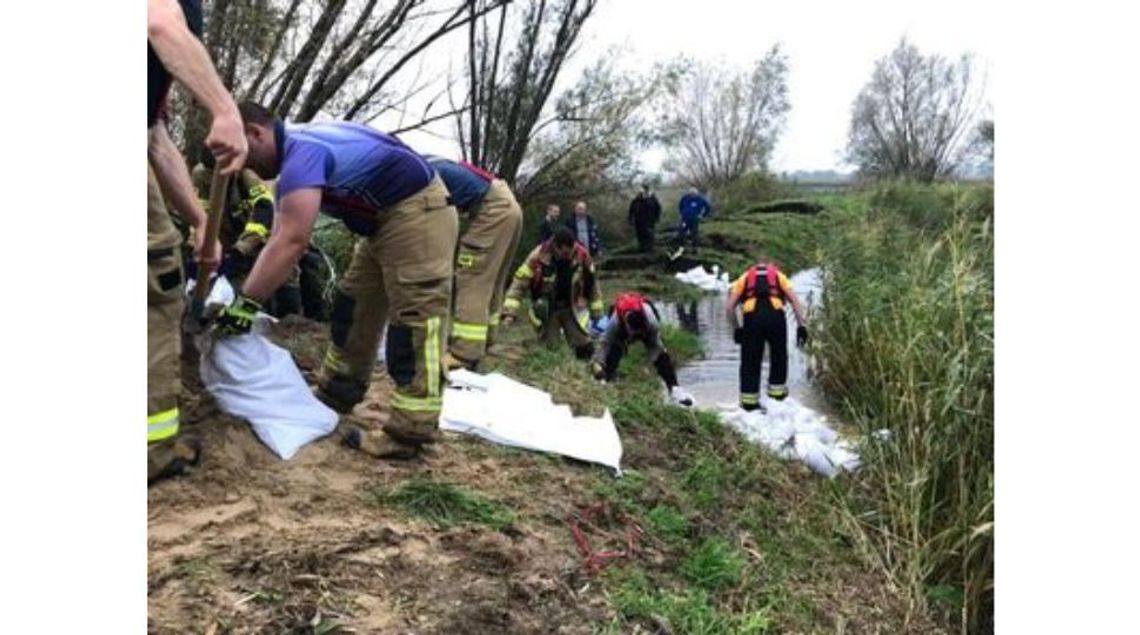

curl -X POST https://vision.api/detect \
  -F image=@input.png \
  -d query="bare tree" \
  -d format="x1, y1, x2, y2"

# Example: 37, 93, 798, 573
846, 38, 984, 181
975, 119, 994, 162
659, 47, 790, 191
513, 57, 664, 202
178, 0, 508, 163
454, 0, 600, 186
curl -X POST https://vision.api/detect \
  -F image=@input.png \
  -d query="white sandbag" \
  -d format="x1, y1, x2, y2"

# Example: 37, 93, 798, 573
441, 369, 624, 475
195, 277, 339, 460
674, 265, 730, 292
715, 397, 859, 478
793, 433, 840, 478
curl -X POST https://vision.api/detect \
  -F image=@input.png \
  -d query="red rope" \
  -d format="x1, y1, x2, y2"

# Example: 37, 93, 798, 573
567, 501, 644, 575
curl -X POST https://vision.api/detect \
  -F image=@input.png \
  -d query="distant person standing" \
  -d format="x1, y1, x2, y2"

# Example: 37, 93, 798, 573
628, 183, 662, 253
565, 200, 602, 256
539, 204, 562, 243
675, 187, 712, 253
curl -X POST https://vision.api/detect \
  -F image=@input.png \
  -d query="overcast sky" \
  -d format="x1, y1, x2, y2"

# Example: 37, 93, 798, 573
394, 0, 993, 175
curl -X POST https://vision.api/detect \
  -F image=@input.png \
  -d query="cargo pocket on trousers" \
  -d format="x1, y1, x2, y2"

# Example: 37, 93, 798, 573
394, 259, 452, 319
456, 233, 493, 272
148, 247, 184, 305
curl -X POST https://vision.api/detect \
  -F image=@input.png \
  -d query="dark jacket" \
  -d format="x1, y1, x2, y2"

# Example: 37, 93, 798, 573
564, 214, 603, 256
628, 192, 662, 227
539, 215, 562, 243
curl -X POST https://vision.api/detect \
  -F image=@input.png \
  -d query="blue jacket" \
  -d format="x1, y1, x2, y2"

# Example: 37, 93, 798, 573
679, 193, 712, 223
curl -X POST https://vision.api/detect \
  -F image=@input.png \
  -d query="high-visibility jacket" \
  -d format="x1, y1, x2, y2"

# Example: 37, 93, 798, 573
502, 241, 603, 319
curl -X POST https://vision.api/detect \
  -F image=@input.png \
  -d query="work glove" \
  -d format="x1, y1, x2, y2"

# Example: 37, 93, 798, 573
796, 325, 810, 348
214, 294, 262, 338
589, 316, 607, 335
733, 327, 744, 345
669, 386, 695, 407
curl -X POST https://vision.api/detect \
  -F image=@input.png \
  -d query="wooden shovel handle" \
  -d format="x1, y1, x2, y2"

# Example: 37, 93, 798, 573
193, 169, 231, 303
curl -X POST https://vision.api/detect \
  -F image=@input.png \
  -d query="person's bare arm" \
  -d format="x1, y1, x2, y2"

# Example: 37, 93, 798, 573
785, 287, 808, 327
724, 286, 742, 329
149, 124, 221, 269
148, 0, 246, 173
241, 188, 321, 302
148, 124, 204, 229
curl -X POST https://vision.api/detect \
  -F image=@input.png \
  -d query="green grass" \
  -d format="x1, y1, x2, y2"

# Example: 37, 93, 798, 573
601, 567, 773, 635
816, 181, 994, 632
647, 505, 690, 545
370, 477, 516, 530
680, 537, 745, 592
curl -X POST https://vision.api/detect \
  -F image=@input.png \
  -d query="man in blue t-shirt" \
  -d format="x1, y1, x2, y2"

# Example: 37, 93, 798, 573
426, 157, 524, 370
216, 102, 459, 461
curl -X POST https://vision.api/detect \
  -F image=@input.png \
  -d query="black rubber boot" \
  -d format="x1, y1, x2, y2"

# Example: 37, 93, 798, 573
148, 436, 203, 485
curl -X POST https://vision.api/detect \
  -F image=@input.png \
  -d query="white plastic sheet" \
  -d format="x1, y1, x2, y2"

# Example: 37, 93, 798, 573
674, 265, 731, 292
441, 369, 623, 475
193, 277, 339, 460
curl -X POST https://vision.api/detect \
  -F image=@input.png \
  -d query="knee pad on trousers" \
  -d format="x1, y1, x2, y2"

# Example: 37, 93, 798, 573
330, 289, 356, 347
574, 343, 595, 360
386, 323, 416, 386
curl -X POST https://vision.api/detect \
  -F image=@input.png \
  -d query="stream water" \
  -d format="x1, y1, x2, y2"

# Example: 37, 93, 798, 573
658, 268, 830, 413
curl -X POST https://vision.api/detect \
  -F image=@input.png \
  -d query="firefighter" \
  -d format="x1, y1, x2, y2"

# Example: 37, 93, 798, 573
189, 164, 304, 316
147, 0, 247, 484
725, 259, 810, 411
591, 292, 695, 406
501, 227, 603, 359
425, 156, 524, 371
219, 101, 459, 461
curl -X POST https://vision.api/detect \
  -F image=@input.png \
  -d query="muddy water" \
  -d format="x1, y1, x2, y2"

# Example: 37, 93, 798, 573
658, 269, 829, 412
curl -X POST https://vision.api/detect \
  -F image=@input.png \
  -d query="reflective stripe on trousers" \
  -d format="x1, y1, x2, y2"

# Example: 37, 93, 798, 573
452, 321, 488, 342
147, 407, 179, 443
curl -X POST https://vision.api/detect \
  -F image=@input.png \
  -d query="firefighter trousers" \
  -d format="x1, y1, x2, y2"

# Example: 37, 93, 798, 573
739, 307, 789, 408
317, 177, 459, 445
538, 307, 595, 359
449, 179, 523, 364
147, 163, 185, 444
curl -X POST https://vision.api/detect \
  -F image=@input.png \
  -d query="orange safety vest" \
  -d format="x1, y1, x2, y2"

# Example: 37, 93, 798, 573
740, 263, 785, 313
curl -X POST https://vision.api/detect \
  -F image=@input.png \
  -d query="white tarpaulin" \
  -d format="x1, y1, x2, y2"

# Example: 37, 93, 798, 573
674, 265, 731, 292
192, 277, 339, 460
441, 369, 623, 475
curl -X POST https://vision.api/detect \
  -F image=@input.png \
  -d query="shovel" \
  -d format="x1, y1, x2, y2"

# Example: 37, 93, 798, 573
186, 168, 231, 331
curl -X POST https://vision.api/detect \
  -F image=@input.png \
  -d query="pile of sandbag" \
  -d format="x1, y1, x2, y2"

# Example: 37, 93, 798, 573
716, 399, 859, 478
674, 265, 731, 292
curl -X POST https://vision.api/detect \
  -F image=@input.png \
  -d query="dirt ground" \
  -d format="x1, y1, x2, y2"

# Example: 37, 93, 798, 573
149, 317, 630, 634
149, 315, 937, 634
